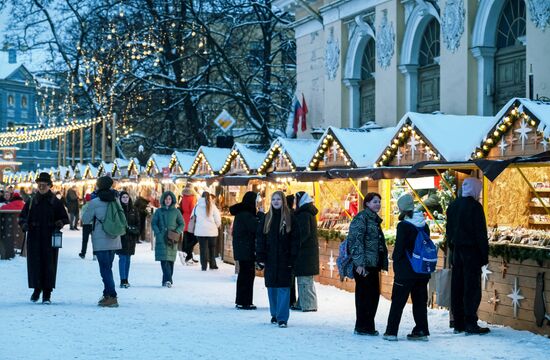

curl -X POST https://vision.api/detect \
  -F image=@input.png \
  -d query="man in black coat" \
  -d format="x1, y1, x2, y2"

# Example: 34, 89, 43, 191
446, 177, 490, 335
19, 172, 69, 304
293, 191, 319, 312
230, 191, 259, 310
65, 186, 80, 230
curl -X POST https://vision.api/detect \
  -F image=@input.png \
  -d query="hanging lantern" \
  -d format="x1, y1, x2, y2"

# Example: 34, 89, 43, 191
51, 230, 63, 248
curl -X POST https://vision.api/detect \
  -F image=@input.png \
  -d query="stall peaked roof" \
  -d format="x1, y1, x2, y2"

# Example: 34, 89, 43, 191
147, 154, 172, 173
233, 143, 267, 170
496, 98, 550, 138
190, 146, 232, 175
172, 150, 196, 174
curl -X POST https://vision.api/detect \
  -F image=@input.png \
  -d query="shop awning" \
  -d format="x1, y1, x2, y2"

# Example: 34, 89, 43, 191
474, 151, 550, 181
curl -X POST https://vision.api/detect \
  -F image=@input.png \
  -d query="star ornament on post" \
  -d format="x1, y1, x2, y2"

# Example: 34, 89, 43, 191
327, 250, 336, 278
507, 277, 525, 319
488, 289, 500, 313
481, 264, 492, 290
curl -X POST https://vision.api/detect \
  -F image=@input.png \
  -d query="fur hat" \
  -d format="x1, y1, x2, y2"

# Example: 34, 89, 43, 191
36, 172, 52, 185
397, 193, 415, 212
96, 176, 114, 191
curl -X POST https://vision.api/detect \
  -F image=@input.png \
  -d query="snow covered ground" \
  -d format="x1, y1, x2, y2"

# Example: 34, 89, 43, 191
0, 230, 547, 360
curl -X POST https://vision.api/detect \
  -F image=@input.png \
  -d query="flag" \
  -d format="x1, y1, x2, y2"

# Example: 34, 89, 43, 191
300, 93, 308, 131
293, 97, 303, 133
286, 95, 300, 137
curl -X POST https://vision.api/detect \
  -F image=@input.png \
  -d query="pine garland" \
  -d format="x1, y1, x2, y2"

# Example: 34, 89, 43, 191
488, 243, 550, 266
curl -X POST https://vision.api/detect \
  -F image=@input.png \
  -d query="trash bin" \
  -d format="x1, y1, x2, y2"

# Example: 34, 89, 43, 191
0, 210, 24, 259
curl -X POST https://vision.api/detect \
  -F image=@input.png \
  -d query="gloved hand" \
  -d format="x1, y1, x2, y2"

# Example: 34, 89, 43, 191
255, 262, 265, 271
54, 220, 65, 230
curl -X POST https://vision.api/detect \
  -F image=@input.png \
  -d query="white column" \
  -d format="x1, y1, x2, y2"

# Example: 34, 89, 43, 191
343, 78, 361, 128
399, 64, 419, 112
471, 46, 496, 116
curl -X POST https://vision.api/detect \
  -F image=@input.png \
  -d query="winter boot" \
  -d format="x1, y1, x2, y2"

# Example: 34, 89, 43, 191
98, 296, 119, 308
42, 290, 52, 305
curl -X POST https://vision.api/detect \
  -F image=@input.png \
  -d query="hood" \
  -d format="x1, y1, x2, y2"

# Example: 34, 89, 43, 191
182, 186, 194, 196
461, 177, 482, 200
10, 192, 23, 202
404, 211, 426, 228
229, 191, 257, 216
97, 188, 117, 202
296, 192, 314, 208
119, 191, 133, 208
160, 191, 177, 209
295, 202, 318, 216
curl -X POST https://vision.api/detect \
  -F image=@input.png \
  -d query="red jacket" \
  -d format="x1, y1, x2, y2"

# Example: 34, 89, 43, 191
179, 194, 197, 232
1, 197, 25, 211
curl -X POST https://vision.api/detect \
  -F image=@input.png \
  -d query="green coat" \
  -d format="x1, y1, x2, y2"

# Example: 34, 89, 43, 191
152, 192, 184, 262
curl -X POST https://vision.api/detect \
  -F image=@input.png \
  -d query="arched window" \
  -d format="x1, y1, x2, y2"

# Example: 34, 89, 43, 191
360, 39, 376, 125
8, 94, 15, 107
417, 19, 440, 113
494, 0, 526, 112
21, 95, 28, 109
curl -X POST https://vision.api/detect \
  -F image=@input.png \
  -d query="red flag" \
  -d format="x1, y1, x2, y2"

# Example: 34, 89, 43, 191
300, 93, 308, 131
293, 97, 302, 133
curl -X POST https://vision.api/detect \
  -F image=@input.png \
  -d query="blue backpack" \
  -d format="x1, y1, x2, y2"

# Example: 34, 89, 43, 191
407, 227, 438, 274
337, 238, 355, 281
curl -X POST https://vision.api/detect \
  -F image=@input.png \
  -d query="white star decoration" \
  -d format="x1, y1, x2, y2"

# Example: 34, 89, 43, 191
408, 137, 419, 160
396, 149, 403, 165
481, 265, 492, 290
327, 251, 336, 278
498, 139, 508, 156
514, 119, 532, 151
507, 277, 525, 318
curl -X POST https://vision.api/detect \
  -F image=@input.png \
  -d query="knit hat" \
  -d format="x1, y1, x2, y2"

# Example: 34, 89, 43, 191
461, 177, 482, 200
96, 176, 114, 191
296, 191, 314, 208
84, 193, 92, 202
397, 193, 415, 212
35, 172, 52, 185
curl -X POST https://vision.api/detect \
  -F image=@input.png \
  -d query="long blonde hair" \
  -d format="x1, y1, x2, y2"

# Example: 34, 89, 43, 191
263, 191, 292, 234
202, 191, 212, 216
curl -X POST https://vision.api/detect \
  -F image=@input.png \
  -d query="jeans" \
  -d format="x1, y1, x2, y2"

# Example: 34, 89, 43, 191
80, 224, 93, 255
95, 250, 117, 297
297, 276, 318, 311
118, 254, 131, 282
451, 248, 482, 330
197, 236, 218, 270
160, 260, 174, 284
385, 278, 430, 336
267, 287, 291, 323
354, 269, 380, 332
235, 260, 255, 306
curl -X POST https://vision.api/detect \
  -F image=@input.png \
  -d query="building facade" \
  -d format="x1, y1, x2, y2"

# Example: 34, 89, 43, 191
274, 0, 550, 130
0, 50, 58, 170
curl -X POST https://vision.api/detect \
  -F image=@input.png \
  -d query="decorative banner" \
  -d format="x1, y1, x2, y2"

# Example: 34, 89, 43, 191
213, 109, 236, 133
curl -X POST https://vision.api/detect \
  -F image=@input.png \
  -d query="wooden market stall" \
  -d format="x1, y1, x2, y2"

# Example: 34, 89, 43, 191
168, 150, 196, 197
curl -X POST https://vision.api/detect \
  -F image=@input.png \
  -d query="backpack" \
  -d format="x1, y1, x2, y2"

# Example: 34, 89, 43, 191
336, 238, 355, 281
407, 227, 438, 274
97, 200, 127, 238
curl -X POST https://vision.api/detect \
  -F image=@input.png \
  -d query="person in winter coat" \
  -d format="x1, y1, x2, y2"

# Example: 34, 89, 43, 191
194, 191, 222, 271
134, 196, 150, 241
179, 183, 198, 264
285, 194, 298, 309
256, 191, 299, 328
65, 186, 80, 230
81, 176, 122, 308
293, 191, 319, 312
383, 194, 431, 341
116, 191, 140, 288
446, 177, 490, 335
152, 191, 184, 287
347, 192, 388, 336
79, 194, 93, 259
231, 191, 259, 310
1, 190, 25, 210
19, 172, 69, 304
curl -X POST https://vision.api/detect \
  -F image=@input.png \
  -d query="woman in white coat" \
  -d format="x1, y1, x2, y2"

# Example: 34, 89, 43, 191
194, 191, 222, 270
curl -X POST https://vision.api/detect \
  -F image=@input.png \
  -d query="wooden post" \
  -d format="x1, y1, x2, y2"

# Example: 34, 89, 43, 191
111, 113, 116, 162
91, 123, 96, 163
101, 116, 107, 162
57, 135, 62, 167
79, 128, 84, 164
71, 130, 76, 167
63, 132, 67, 167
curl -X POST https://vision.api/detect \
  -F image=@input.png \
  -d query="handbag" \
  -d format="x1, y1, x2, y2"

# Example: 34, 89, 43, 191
187, 207, 197, 234
127, 225, 140, 236
166, 230, 180, 246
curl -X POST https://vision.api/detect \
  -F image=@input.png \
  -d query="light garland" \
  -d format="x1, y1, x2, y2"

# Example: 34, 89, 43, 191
306, 132, 353, 171
257, 142, 296, 175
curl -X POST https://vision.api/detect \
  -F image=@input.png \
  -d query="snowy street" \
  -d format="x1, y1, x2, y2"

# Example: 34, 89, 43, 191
0, 230, 547, 360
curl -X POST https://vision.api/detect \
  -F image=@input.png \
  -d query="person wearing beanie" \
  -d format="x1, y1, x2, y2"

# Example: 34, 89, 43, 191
82, 176, 122, 307
292, 191, 319, 312
383, 194, 431, 341
178, 183, 198, 264
446, 177, 490, 335
230, 191, 259, 310
79, 193, 93, 259
19, 172, 69, 304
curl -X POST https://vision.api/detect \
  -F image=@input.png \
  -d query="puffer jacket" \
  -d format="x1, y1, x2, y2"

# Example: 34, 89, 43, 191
293, 202, 319, 276
152, 191, 184, 262
347, 208, 388, 271
81, 189, 122, 252
193, 197, 221, 237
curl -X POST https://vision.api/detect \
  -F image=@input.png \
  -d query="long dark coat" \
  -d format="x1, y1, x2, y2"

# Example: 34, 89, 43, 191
116, 200, 140, 256
65, 188, 79, 215
293, 202, 320, 276
230, 202, 258, 262
256, 209, 299, 288
19, 191, 69, 289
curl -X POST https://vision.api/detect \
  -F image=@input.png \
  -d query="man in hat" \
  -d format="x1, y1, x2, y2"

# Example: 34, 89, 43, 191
446, 177, 490, 335
19, 172, 69, 304
82, 176, 122, 307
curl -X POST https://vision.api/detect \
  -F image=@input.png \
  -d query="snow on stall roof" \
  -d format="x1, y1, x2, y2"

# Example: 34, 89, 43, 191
275, 138, 319, 168
114, 158, 130, 168
199, 146, 232, 172
86, 164, 99, 178
495, 98, 550, 138
173, 150, 196, 173
100, 162, 115, 175
400, 112, 496, 161
149, 154, 172, 171
233, 143, 267, 170
330, 126, 397, 167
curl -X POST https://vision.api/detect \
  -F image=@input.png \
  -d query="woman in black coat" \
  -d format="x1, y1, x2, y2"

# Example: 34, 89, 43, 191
116, 191, 140, 288
19, 172, 69, 304
256, 191, 299, 328
383, 194, 431, 341
230, 191, 259, 310
293, 191, 319, 312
